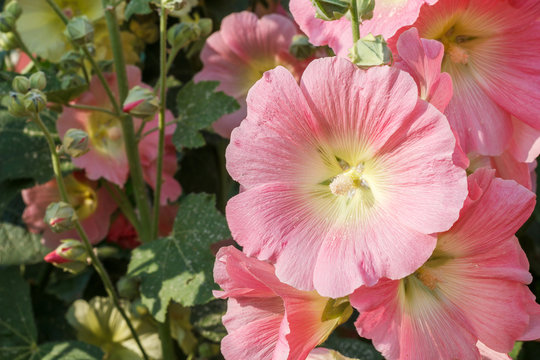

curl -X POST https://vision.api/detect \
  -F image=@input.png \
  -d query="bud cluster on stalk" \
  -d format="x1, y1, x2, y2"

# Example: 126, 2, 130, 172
7, 71, 48, 117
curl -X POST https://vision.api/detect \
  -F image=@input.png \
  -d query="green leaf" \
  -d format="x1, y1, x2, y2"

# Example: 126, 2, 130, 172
322, 333, 383, 360
0, 267, 37, 360
125, 0, 153, 19
0, 179, 33, 216
32, 341, 103, 360
0, 223, 48, 265
128, 193, 230, 321
173, 81, 239, 149
191, 299, 227, 342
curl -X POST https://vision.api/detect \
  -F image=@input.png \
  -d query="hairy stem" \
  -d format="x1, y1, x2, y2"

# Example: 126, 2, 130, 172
350, 0, 361, 43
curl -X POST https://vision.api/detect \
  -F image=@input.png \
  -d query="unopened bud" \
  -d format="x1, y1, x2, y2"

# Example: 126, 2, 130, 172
12, 76, 30, 93
349, 34, 393, 68
356, 0, 375, 21
5, 1, 22, 19
7, 91, 28, 117
198, 18, 212, 37
60, 73, 85, 90
29, 71, 47, 90
117, 276, 139, 299
44, 201, 77, 233
23, 89, 47, 112
62, 128, 90, 158
59, 51, 84, 71
64, 16, 94, 46
44, 239, 88, 273
0, 32, 17, 50
312, 0, 350, 21
289, 35, 316, 59
0, 13, 16, 33
123, 85, 159, 118
167, 22, 199, 49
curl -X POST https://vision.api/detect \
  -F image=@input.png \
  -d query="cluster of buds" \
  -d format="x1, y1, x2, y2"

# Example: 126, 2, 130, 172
122, 86, 160, 118
312, 0, 374, 21
7, 71, 48, 117
167, 17, 212, 50
44, 239, 88, 273
349, 33, 393, 68
0, 1, 22, 33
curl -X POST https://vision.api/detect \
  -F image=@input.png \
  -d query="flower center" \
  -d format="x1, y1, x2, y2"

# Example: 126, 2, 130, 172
87, 112, 125, 156
329, 162, 369, 198
438, 27, 475, 65
64, 175, 98, 221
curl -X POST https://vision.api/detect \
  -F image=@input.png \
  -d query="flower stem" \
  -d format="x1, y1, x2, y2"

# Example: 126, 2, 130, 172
350, 0, 361, 43
151, 6, 169, 239
32, 113, 150, 360
158, 315, 176, 360
102, 0, 153, 243
44, 0, 69, 23
11, 30, 41, 71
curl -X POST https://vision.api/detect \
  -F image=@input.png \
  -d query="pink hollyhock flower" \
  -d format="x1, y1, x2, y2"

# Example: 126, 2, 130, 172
350, 169, 539, 360
290, 0, 437, 57
22, 172, 117, 249
214, 246, 352, 360
389, 0, 540, 156
226, 57, 467, 298
194, 11, 309, 138
57, 66, 181, 204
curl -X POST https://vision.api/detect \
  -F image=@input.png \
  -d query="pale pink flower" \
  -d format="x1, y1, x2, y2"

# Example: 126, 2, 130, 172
350, 169, 539, 360
194, 11, 309, 138
389, 0, 540, 156
214, 246, 352, 360
22, 172, 117, 249
226, 57, 467, 297
57, 66, 181, 204
290, 0, 437, 56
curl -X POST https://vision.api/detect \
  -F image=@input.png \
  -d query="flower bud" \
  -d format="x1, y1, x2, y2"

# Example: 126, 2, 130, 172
44, 201, 77, 233
64, 16, 94, 46
312, 0, 350, 21
349, 33, 393, 68
5, 1, 22, 19
8, 91, 28, 117
12, 76, 30, 93
62, 128, 90, 158
117, 276, 139, 300
167, 22, 199, 49
29, 71, 47, 90
289, 34, 316, 60
23, 89, 47, 113
0, 32, 18, 50
0, 13, 16, 33
123, 85, 159, 118
355, 0, 375, 21
198, 18, 212, 38
44, 239, 88, 273
59, 51, 84, 71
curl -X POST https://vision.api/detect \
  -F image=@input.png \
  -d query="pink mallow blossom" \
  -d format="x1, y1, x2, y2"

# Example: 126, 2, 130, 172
214, 246, 352, 360
226, 57, 467, 298
57, 66, 181, 204
194, 11, 309, 138
22, 172, 117, 249
350, 169, 540, 360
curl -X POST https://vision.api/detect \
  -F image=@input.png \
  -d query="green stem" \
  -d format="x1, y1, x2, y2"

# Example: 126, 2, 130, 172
102, 0, 153, 242
45, 0, 69, 24
65, 103, 117, 116
350, 0, 361, 43
153, 45, 180, 94
141, 119, 178, 138
151, 6, 169, 238
32, 113, 149, 360
158, 316, 176, 360
102, 181, 142, 235
11, 30, 41, 71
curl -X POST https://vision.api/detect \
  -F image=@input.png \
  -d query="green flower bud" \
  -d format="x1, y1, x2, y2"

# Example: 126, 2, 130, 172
62, 128, 90, 158
23, 89, 47, 113
5, 1, 22, 19
117, 276, 139, 300
198, 18, 213, 38
12, 75, 30, 93
349, 34, 393, 68
312, 0, 350, 21
0, 13, 16, 33
356, 0, 375, 21
60, 73, 85, 90
123, 86, 159, 118
29, 71, 47, 90
64, 16, 94, 46
167, 22, 199, 49
289, 34, 317, 60
44, 239, 88, 274
0, 32, 18, 50
44, 201, 77, 233
7, 91, 28, 117
59, 51, 84, 71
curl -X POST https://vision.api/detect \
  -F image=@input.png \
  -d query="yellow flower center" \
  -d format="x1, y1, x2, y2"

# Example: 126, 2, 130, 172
329, 163, 370, 198
64, 175, 98, 220
87, 111, 124, 156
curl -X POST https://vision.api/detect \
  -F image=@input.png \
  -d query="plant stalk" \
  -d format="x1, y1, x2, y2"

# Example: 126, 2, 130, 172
350, 0, 361, 43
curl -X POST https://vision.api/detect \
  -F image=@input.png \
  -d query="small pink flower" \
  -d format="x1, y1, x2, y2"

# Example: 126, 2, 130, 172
214, 246, 352, 360
194, 11, 309, 138
350, 169, 539, 360
22, 172, 117, 249
226, 57, 467, 297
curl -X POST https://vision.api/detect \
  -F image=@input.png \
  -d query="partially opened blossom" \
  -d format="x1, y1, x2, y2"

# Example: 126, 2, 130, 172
226, 57, 467, 297
390, 0, 540, 156
57, 66, 181, 204
350, 169, 539, 360
214, 246, 352, 360
290, 0, 437, 56
194, 11, 309, 137
22, 172, 116, 249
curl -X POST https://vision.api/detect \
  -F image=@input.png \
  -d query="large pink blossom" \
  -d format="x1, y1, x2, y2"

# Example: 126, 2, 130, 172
57, 66, 181, 204
350, 169, 539, 360
214, 246, 352, 360
226, 57, 467, 298
290, 0, 437, 57
194, 11, 309, 138
389, 0, 540, 156
22, 172, 117, 249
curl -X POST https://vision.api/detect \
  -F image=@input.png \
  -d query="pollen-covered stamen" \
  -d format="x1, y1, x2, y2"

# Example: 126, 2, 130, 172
415, 267, 439, 290
329, 163, 369, 197
447, 43, 469, 64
